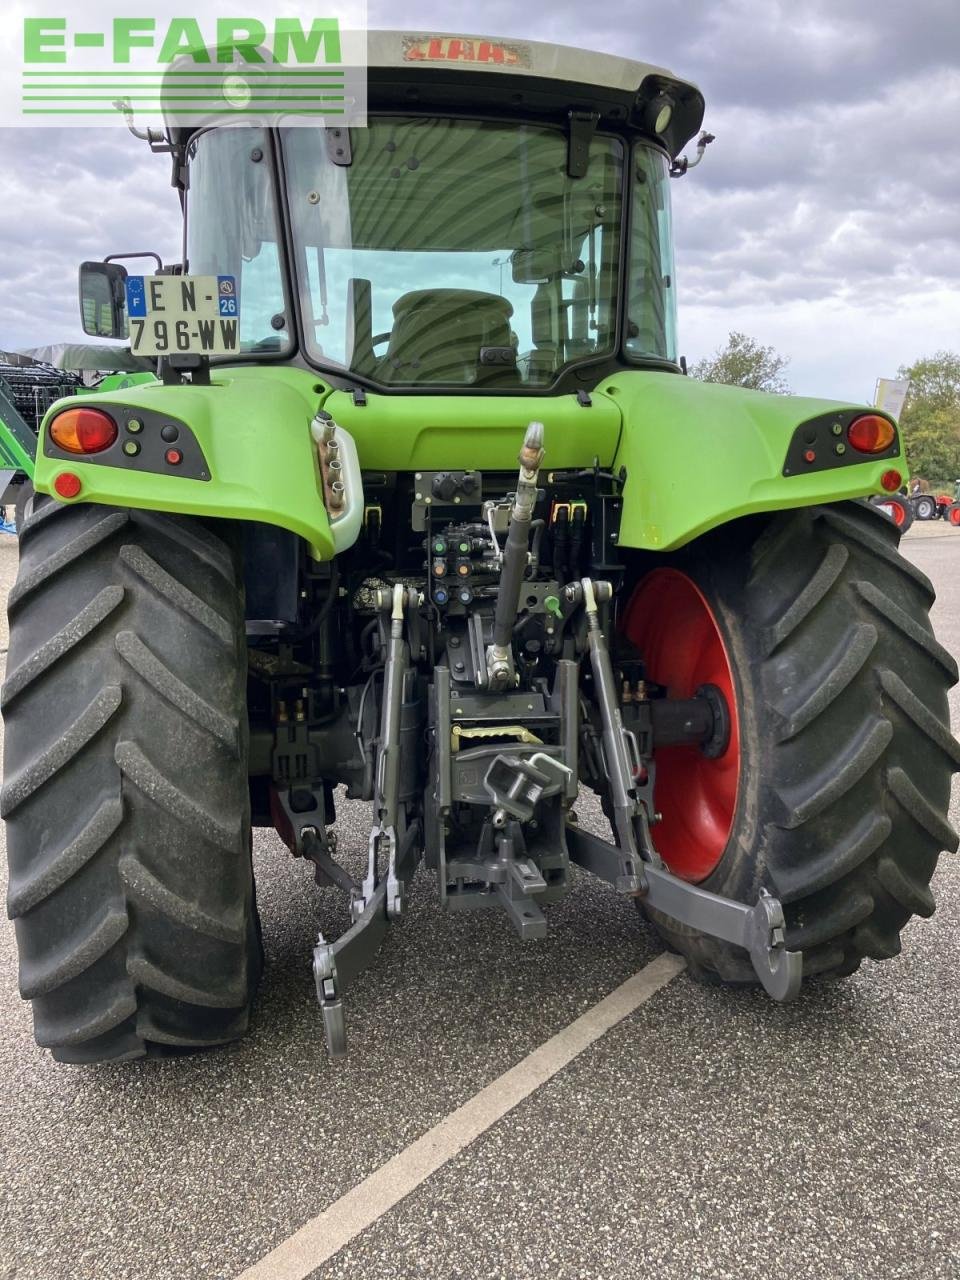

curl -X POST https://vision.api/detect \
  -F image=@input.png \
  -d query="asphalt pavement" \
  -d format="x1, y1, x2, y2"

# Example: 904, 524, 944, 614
0, 521, 958, 1280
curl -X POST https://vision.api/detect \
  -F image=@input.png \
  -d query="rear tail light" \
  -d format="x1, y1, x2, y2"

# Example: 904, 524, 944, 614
49, 407, 118, 455
848, 414, 896, 454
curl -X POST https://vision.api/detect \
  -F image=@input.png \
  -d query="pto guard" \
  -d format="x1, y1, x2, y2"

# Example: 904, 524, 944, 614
601, 372, 905, 551
34, 368, 337, 559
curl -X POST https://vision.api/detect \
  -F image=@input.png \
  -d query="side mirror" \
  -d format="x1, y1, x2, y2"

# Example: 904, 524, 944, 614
79, 261, 129, 338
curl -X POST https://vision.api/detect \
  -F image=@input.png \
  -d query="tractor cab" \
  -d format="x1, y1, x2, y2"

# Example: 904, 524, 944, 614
174, 32, 705, 394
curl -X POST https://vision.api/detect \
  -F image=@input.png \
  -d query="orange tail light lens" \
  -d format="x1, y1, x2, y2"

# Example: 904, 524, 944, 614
49, 407, 118, 455
847, 413, 896, 454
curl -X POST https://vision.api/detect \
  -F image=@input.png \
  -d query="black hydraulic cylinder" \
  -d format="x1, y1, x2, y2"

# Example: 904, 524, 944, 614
492, 515, 533, 650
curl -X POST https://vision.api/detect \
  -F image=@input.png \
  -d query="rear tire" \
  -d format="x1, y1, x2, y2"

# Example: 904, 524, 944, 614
2, 497, 261, 1062
13, 480, 33, 532
871, 495, 913, 531
622, 501, 959, 985
914, 494, 937, 521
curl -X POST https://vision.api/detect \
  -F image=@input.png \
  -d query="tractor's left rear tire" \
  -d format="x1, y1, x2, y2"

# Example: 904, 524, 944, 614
2, 497, 261, 1062
620, 501, 960, 986
13, 480, 33, 533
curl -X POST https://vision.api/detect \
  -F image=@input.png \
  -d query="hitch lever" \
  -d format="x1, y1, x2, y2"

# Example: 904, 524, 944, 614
365, 583, 414, 920
576, 577, 659, 889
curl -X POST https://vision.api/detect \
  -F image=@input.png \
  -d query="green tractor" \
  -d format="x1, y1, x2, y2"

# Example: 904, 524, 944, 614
3, 32, 957, 1064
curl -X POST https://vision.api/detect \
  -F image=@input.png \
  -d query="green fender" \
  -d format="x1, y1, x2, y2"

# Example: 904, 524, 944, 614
599, 372, 905, 550
34, 366, 337, 557
31, 367, 623, 557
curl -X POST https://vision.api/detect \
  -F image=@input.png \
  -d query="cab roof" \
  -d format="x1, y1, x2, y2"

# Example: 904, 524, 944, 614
363, 30, 705, 157
369, 30, 689, 96
165, 30, 705, 159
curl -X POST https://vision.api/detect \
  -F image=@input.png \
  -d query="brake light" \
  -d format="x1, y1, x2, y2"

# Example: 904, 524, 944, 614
848, 414, 896, 454
49, 407, 118, 455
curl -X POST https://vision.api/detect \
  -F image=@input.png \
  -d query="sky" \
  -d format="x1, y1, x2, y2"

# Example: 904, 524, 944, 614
0, 0, 957, 401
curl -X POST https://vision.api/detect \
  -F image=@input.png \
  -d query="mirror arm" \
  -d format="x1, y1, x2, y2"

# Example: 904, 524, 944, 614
105, 252, 164, 272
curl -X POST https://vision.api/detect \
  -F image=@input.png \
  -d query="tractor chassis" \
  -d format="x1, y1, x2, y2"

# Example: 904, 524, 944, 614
308, 564, 802, 1058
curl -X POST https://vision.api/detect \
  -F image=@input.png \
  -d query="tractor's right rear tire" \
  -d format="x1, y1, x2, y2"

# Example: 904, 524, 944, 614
1, 497, 261, 1062
621, 501, 959, 986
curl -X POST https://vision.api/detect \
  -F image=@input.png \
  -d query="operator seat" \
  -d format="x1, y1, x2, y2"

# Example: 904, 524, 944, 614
378, 289, 520, 386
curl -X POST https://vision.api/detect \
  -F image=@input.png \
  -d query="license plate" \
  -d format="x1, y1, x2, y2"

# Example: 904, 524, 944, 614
126, 275, 240, 357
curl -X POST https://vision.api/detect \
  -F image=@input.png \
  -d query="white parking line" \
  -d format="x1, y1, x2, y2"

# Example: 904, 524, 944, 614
236, 951, 686, 1280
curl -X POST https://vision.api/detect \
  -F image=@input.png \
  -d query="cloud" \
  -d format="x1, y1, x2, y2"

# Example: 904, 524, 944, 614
0, 125, 181, 345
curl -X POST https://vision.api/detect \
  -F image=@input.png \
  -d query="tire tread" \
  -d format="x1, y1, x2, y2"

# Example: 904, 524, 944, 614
2, 498, 259, 1061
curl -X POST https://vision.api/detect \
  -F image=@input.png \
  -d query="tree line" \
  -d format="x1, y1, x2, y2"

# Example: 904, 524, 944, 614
692, 333, 960, 488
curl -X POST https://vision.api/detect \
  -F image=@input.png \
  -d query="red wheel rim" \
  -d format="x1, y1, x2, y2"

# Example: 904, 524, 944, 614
621, 569, 740, 882
879, 499, 907, 526
951, 507, 960, 526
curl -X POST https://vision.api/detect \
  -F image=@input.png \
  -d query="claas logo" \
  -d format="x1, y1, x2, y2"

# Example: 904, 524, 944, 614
402, 36, 531, 67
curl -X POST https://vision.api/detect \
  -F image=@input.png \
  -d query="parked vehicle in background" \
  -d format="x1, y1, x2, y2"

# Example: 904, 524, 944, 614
912, 493, 939, 521
870, 491, 914, 531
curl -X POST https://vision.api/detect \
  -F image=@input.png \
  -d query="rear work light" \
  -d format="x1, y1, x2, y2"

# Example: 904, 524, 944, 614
847, 413, 896, 454
49, 407, 118, 455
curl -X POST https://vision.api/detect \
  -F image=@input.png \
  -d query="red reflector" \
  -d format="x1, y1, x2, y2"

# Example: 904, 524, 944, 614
53, 472, 82, 499
803, 449, 816, 463
49, 407, 118, 455
881, 469, 903, 492
165, 448, 183, 466
848, 414, 896, 454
